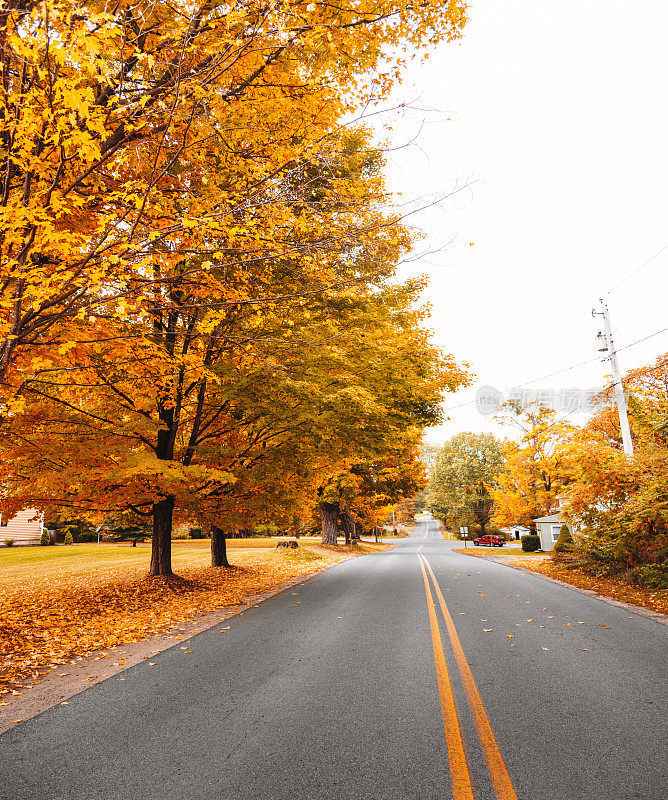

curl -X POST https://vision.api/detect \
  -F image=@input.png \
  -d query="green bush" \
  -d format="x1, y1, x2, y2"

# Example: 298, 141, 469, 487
521, 534, 541, 552
3, 538, 15, 547
188, 527, 206, 539
64, 531, 74, 545
40, 530, 50, 546
553, 525, 575, 553
629, 563, 668, 590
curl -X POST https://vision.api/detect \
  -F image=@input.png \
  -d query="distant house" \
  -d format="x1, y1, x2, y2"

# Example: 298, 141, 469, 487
533, 513, 571, 552
501, 525, 531, 541
0, 509, 46, 545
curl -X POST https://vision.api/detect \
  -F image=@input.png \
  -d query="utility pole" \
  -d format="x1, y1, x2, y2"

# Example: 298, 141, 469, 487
593, 298, 634, 456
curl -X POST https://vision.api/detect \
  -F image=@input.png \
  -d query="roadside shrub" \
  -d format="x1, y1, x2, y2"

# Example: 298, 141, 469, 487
553, 525, 575, 553
521, 534, 541, 552
40, 530, 50, 546
64, 531, 74, 545
628, 563, 668, 590
4, 538, 15, 547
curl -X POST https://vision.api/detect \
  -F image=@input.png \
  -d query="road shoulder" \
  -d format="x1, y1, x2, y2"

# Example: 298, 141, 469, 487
1, 541, 395, 734
453, 548, 668, 625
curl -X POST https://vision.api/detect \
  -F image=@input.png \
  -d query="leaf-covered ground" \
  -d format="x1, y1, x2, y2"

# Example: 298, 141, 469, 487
506, 555, 668, 616
455, 548, 667, 616
0, 540, 389, 696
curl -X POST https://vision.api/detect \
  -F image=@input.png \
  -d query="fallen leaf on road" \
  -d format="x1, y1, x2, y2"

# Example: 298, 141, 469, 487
581, 648, 588, 651
483, 629, 493, 632
336, 616, 342, 619
598, 624, 610, 629
61, 701, 70, 705
459, 612, 465, 615
539, 625, 546, 628
148, 662, 155, 666
507, 634, 514, 638
566, 623, 572, 626
578, 622, 585, 624
548, 616, 556, 618
526, 619, 532, 623
13, 720, 22, 724
481, 619, 488, 622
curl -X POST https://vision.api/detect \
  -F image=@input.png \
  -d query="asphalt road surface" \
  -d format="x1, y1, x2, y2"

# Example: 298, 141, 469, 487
1, 518, 666, 799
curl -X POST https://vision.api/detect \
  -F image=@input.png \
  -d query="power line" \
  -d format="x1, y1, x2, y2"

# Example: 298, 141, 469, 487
615, 326, 668, 355
606, 241, 668, 296
524, 243, 668, 375
443, 325, 668, 417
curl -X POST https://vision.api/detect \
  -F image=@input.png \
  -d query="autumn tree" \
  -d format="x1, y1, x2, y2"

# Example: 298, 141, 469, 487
0, 0, 470, 575
490, 404, 574, 530
562, 354, 668, 583
427, 432, 504, 534
0, 0, 467, 403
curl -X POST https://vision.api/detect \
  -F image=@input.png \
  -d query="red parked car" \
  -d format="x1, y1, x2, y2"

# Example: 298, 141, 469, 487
473, 535, 506, 547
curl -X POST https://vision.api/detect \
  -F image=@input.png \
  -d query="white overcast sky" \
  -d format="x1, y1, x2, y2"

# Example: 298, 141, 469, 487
373, 0, 668, 442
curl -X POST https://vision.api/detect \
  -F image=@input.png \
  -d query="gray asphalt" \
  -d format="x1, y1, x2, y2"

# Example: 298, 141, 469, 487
1, 519, 666, 799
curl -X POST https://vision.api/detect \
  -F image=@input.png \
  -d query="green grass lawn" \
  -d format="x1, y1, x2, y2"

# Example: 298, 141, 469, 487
0, 537, 319, 585
0, 535, 369, 585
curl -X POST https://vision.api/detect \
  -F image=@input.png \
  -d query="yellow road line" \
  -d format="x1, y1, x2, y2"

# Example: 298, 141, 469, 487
422, 554, 519, 800
418, 555, 475, 800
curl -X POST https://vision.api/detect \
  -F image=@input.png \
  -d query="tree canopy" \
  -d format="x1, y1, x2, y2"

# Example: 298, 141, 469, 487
0, 1, 472, 573
427, 432, 504, 534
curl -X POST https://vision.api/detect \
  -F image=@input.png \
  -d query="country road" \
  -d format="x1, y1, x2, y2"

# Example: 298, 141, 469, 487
1, 518, 666, 799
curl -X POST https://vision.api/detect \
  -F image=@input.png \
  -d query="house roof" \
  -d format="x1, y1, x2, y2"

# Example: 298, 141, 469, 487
533, 514, 565, 523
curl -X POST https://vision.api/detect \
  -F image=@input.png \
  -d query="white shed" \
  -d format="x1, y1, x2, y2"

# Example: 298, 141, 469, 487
1, 509, 46, 545
501, 525, 531, 542
533, 514, 570, 552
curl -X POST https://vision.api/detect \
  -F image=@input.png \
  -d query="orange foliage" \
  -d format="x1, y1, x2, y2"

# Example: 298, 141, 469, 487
0, 544, 357, 696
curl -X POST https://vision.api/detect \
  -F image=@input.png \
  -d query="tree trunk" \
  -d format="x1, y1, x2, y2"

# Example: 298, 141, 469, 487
211, 525, 230, 567
149, 495, 174, 576
339, 506, 356, 544
320, 502, 340, 545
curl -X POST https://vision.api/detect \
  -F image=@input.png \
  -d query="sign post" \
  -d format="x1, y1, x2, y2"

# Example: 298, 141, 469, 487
460, 526, 469, 547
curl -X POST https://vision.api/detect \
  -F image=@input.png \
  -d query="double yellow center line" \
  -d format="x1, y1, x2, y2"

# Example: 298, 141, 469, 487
418, 551, 518, 800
